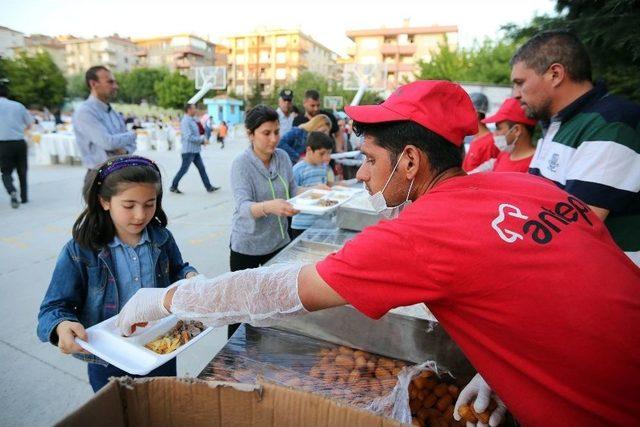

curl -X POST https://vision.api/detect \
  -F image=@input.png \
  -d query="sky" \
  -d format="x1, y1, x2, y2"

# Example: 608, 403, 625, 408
2, 0, 556, 56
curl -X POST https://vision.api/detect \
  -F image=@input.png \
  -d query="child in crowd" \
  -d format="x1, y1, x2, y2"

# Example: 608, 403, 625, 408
37, 155, 198, 392
291, 132, 334, 238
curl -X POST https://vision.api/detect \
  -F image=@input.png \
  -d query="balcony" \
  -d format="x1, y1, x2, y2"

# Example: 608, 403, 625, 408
380, 44, 416, 55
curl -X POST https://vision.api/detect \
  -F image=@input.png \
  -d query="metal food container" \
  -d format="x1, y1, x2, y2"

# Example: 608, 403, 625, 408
336, 192, 384, 231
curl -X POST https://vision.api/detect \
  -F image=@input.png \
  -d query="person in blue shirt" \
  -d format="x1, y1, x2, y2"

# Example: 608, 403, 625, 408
277, 114, 332, 164
37, 155, 198, 392
169, 103, 220, 194
291, 132, 334, 238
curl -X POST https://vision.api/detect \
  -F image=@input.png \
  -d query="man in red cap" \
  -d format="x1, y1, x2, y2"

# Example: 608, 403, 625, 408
117, 81, 640, 427
469, 98, 538, 173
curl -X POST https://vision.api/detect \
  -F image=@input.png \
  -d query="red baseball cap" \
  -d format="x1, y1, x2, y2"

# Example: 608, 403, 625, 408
344, 80, 478, 147
482, 97, 537, 126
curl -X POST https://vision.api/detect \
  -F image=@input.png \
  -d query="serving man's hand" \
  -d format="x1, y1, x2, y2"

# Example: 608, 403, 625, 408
116, 287, 172, 336
453, 373, 507, 427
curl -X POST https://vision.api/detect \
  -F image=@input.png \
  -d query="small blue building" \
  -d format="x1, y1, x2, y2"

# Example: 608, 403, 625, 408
204, 95, 244, 126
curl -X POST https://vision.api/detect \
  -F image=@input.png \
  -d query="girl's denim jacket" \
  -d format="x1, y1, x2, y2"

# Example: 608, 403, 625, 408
36, 225, 197, 365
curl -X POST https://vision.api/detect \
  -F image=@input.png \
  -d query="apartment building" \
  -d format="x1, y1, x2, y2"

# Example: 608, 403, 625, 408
0, 26, 25, 59
64, 34, 138, 75
13, 34, 66, 71
346, 21, 458, 89
134, 34, 216, 79
226, 28, 337, 97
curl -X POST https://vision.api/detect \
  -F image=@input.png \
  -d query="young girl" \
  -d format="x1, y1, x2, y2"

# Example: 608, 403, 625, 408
37, 155, 198, 392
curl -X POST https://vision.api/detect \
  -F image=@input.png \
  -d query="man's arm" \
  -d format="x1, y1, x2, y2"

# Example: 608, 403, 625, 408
297, 264, 347, 311
75, 108, 136, 151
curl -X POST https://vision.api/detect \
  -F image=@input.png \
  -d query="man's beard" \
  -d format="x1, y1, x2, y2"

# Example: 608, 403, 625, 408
525, 98, 552, 121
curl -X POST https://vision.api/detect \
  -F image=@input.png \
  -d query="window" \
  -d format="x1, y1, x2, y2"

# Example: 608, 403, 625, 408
361, 37, 379, 49
259, 51, 270, 62
276, 52, 287, 63
236, 54, 245, 64
275, 68, 286, 80
236, 85, 244, 95
408, 34, 415, 44
276, 36, 288, 47
237, 39, 245, 48
259, 83, 265, 92
384, 36, 395, 44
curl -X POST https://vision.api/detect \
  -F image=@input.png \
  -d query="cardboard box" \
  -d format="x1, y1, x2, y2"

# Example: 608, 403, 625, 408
56, 377, 406, 427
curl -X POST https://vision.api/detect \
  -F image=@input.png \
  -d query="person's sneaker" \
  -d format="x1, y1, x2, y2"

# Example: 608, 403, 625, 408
169, 187, 183, 194
10, 192, 19, 209
207, 186, 221, 193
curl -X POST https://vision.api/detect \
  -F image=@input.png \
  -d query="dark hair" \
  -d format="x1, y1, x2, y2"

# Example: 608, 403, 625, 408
244, 105, 279, 133
510, 30, 592, 82
0, 81, 8, 98
304, 89, 320, 101
72, 155, 167, 250
352, 120, 463, 174
306, 131, 334, 151
184, 103, 194, 112
85, 66, 110, 90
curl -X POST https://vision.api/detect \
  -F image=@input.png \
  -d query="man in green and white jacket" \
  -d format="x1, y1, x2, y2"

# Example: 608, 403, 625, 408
510, 30, 640, 266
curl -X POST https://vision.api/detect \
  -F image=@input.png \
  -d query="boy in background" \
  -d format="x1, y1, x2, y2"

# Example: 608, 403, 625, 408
291, 131, 333, 238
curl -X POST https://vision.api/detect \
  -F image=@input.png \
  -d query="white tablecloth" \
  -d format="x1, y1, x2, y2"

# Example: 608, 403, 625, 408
35, 132, 80, 165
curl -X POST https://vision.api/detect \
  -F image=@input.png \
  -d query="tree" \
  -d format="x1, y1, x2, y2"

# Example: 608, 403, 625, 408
502, 0, 640, 101
117, 68, 169, 104
0, 51, 66, 109
416, 37, 517, 85
154, 72, 195, 109
66, 73, 89, 99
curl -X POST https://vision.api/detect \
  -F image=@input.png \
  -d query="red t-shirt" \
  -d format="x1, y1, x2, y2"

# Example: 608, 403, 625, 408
493, 152, 533, 173
462, 133, 499, 171
316, 173, 640, 427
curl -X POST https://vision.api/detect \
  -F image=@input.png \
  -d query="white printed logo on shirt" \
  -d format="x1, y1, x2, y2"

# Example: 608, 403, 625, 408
491, 196, 593, 245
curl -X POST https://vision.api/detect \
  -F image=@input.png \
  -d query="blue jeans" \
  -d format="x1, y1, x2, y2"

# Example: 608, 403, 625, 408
171, 152, 213, 190
87, 359, 177, 392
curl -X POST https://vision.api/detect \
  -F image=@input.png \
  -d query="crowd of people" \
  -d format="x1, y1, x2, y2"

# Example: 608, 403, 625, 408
1, 27, 635, 427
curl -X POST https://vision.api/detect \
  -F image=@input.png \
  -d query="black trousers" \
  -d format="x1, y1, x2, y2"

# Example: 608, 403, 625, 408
227, 247, 283, 338
0, 140, 27, 201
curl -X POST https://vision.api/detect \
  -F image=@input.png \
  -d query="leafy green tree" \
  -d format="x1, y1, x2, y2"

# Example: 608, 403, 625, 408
416, 37, 517, 85
117, 68, 169, 104
502, 0, 640, 101
0, 52, 66, 109
66, 73, 89, 99
154, 72, 195, 109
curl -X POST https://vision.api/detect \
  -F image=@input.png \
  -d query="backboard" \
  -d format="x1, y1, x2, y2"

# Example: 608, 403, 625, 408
342, 63, 388, 91
195, 66, 227, 90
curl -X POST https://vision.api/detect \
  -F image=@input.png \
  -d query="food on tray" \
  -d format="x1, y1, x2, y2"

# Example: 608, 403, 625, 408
408, 370, 466, 427
144, 320, 205, 354
202, 341, 468, 426
456, 399, 499, 424
318, 199, 339, 207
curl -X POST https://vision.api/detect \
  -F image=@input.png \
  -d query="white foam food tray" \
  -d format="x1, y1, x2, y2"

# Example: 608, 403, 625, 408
75, 315, 212, 375
289, 187, 362, 215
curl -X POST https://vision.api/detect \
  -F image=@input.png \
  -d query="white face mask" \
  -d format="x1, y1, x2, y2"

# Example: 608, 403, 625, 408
494, 126, 518, 153
368, 151, 415, 219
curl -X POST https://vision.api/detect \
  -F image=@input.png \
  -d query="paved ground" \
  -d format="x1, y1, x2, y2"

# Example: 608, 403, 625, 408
0, 135, 248, 426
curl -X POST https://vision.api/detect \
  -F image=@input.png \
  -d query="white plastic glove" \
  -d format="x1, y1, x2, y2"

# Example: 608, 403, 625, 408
453, 373, 507, 427
116, 286, 173, 336
169, 262, 308, 327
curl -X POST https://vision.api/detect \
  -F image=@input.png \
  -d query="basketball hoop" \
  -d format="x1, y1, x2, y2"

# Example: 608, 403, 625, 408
188, 66, 227, 104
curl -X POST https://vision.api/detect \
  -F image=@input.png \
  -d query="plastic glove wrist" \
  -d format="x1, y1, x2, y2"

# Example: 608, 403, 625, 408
453, 373, 507, 427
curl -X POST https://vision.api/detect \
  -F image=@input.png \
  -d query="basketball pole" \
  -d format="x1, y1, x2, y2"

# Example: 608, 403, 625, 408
188, 80, 214, 105
350, 81, 368, 106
